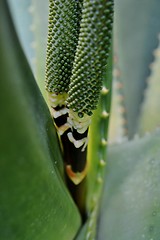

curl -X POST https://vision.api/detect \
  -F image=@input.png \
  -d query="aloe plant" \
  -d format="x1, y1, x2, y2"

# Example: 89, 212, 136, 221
1, 0, 160, 240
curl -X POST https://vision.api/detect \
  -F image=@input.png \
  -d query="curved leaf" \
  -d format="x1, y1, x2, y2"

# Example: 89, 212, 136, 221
114, 0, 160, 138
98, 131, 160, 239
138, 35, 160, 134
79, 49, 112, 240
0, 1, 81, 239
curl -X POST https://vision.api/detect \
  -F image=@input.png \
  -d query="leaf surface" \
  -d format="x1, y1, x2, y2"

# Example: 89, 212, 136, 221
98, 131, 160, 239
0, 1, 81, 239
138, 36, 160, 134
114, 0, 160, 138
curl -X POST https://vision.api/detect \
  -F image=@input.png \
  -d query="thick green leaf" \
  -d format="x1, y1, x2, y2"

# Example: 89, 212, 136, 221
138, 36, 160, 134
114, 0, 160, 138
98, 131, 160, 239
75, 45, 113, 240
0, 1, 81, 239
87, 51, 112, 210
76, 49, 112, 240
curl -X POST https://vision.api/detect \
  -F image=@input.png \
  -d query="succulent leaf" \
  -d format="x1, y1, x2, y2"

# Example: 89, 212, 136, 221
98, 130, 160, 240
85, 50, 112, 240
114, 0, 160, 139
0, 1, 81, 239
138, 34, 160, 134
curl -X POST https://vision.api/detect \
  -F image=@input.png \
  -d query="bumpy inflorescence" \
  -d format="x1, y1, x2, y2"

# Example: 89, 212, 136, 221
45, 0, 83, 94
45, 0, 114, 185
66, 0, 114, 117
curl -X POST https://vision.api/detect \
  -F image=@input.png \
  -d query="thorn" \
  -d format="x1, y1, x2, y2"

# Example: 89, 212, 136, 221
101, 110, 109, 118
118, 106, 126, 114
101, 138, 107, 146
113, 68, 121, 78
117, 94, 124, 102
99, 159, 106, 167
116, 81, 123, 89
101, 86, 109, 95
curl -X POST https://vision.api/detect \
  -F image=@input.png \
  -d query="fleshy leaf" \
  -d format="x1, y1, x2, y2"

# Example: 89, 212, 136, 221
0, 1, 81, 239
76, 49, 112, 240
138, 35, 160, 134
98, 131, 160, 239
114, 0, 160, 138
